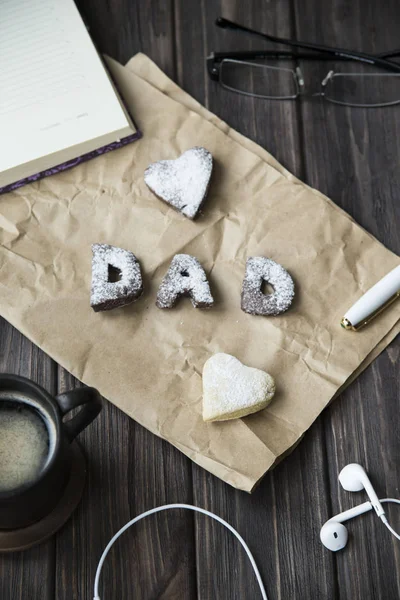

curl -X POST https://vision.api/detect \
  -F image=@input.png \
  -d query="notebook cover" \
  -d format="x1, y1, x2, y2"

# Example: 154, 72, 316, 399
1, 3, 141, 197
0, 130, 142, 195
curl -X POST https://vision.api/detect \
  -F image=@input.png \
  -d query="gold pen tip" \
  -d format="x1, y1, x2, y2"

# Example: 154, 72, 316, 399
341, 318, 353, 330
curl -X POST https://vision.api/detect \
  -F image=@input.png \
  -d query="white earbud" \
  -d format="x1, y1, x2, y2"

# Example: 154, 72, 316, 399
320, 463, 400, 552
320, 501, 373, 551
338, 463, 385, 518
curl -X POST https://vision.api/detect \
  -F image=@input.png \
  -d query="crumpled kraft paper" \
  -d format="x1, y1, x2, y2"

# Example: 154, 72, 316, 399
0, 54, 399, 492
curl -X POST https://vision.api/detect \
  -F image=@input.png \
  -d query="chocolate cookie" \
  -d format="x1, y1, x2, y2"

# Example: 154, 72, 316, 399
91, 244, 143, 312
144, 147, 213, 219
241, 257, 295, 316
156, 254, 214, 309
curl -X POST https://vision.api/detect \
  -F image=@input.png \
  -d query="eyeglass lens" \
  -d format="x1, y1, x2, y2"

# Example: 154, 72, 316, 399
323, 72, 400, 106
220, 59, 298, 99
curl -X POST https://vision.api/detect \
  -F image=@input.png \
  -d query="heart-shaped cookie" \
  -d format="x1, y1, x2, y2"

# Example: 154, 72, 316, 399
144, 147, 213, 219
202, 353, 275, 422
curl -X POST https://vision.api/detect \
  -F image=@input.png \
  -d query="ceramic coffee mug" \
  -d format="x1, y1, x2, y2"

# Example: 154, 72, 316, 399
0, 374, 102, 530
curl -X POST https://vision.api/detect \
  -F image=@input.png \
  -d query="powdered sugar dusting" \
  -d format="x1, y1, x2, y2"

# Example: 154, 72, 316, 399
156, 254, 214, 309
91, 244, 143, 311
144, 147, 213, 219
241, 257, 295, 316
202, 353, 275, 422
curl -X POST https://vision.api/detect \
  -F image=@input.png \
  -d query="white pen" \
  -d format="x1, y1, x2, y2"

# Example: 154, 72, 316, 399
341, 265, 400, 331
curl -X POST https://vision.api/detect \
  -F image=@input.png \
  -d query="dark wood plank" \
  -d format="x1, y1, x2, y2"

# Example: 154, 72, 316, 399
173, 0, 337, 598
77, 0, 176, 76
293, 0, 400, 250
174, 0, 303, 176
293, 0, 400, 598
191, 426, 339, 600
323, 354, 400, 600
55, 369, 197, 599
0, 322, 56, 600
54, 2, 196, 598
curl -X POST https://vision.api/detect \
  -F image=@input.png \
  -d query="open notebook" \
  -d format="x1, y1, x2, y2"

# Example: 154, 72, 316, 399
0, 0, 140, 194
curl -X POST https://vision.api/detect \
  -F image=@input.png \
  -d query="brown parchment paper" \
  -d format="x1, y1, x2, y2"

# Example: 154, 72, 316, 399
0, 54, 399, 492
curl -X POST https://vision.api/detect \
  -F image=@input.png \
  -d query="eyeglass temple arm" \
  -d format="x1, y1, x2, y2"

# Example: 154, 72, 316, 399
207, 49, 400, 79
207, 50, 352, 78
210, 49, 400, 62
216, 17, 400, 72
379, 49, 400, 59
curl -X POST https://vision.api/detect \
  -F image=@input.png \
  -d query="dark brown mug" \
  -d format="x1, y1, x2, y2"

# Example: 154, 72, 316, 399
0, 374, 102, 530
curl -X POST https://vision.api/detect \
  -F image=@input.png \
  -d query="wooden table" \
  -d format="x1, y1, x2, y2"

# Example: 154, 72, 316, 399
1, 1, 399, 598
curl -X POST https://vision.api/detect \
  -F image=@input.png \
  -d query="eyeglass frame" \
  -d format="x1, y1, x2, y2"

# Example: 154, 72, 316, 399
207, 17, 400, 106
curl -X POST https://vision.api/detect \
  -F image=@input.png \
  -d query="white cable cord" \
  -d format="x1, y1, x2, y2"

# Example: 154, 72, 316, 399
93, 503, 268, 600
380, 498, 400, 540
93, 498, 400, 600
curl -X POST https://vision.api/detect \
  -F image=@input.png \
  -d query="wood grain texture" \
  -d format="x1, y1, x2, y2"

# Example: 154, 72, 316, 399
0, 1, 399, 599
54, 370, 196, 600
77, 0, 177, 76
293, 1, 400, 598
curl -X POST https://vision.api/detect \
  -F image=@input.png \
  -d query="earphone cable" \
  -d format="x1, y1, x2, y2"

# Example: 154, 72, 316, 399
93, 503, 268, 600
93, 497, 400, 600
380, 498, 400, 541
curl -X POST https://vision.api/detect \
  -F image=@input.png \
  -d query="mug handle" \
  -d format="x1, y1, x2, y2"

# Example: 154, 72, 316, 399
55, 387, 102, 441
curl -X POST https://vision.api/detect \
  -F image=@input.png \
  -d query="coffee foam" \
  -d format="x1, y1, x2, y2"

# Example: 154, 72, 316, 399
0, 391, 57, 493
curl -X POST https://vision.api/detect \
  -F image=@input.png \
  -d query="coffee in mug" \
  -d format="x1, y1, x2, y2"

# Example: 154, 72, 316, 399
0, 375, 102, 530
0, 393, 56, 493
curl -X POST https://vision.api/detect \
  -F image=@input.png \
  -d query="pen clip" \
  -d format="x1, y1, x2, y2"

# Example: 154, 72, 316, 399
341, 289, 400, 331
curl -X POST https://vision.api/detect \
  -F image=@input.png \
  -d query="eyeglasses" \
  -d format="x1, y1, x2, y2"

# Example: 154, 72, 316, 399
207, 17, 400, 107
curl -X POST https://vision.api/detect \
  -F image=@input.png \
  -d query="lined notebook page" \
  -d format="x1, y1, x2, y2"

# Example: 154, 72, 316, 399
0, 0, 132, 174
